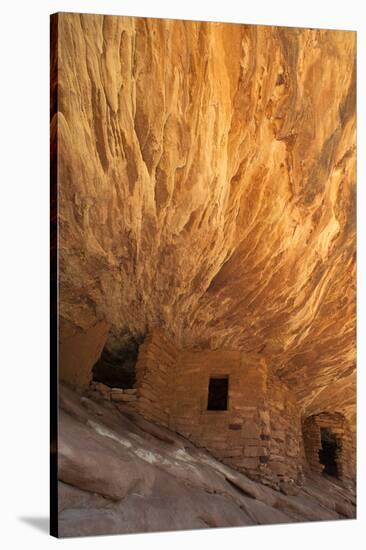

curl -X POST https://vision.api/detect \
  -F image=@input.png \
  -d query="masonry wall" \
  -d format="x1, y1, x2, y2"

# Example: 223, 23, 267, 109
302, 412, 355, 481
267, 374, 305, 484
169, 349, 270, 480
134, 331, 304, 485
135, 330, 178, 427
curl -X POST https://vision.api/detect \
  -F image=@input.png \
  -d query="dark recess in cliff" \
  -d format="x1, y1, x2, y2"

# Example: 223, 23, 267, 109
92, 335, 145, 388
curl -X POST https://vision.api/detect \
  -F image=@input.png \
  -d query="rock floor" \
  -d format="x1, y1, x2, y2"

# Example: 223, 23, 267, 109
57, 384, 356, 538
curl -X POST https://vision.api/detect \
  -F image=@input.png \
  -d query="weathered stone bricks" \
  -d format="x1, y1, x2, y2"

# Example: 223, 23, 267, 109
133, 330, 307, 483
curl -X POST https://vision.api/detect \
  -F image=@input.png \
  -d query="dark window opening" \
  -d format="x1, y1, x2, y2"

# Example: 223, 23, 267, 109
207, 376, 229, 411
319, 427, 338, 478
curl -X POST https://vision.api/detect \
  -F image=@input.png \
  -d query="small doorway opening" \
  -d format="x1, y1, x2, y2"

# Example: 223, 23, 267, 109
319, 427, 338, 477
207, 376, 229, 411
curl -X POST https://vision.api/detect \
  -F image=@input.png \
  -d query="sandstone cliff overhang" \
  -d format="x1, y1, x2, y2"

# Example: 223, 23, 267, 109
54, 13, 356, 430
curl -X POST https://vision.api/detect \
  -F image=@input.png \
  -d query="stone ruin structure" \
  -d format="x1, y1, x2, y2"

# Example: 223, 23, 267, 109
302, 412, 355, 481
60, 328, 356, 491
133, 331, 355, 489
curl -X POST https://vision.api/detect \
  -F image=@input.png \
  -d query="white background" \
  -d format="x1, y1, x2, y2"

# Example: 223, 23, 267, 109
0, 0, 364, 548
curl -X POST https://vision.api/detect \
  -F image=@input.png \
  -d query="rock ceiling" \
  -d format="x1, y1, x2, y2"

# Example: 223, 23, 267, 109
55, 14, 356, 424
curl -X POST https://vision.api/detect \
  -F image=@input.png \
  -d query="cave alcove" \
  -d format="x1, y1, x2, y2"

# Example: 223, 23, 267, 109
92, 333, 145, 389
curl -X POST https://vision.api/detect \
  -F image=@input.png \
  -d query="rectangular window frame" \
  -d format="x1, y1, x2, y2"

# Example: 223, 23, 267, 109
206, 374, 230, 412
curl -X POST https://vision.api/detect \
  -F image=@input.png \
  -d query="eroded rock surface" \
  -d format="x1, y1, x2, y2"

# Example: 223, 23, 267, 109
54, 14, 356, 426
58, 384, 355, 537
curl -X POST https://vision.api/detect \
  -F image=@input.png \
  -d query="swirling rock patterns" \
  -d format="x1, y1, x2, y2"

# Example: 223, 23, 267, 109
54, 14, 356, 428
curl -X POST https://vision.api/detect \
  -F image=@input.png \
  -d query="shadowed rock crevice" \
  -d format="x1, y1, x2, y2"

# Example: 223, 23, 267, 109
92, 334, 145, 389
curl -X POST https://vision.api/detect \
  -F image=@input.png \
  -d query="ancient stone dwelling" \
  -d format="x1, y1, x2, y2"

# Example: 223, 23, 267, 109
133, 331, 355, 487
60, 328, 355, 490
